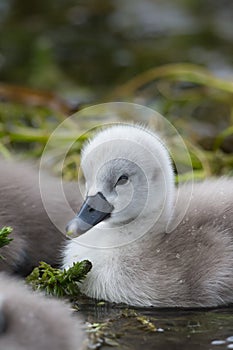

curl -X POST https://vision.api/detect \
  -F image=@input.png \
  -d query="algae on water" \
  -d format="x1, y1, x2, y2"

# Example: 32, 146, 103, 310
26, 260, 92, 297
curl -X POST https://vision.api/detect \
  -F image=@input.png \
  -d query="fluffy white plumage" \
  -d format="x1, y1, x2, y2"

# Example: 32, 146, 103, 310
63, 124, 233, 307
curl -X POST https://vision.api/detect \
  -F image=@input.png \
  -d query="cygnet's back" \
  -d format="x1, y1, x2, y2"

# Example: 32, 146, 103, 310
63, 124, 233, 308
0, 158, 81, 275
136, 177, 233, 307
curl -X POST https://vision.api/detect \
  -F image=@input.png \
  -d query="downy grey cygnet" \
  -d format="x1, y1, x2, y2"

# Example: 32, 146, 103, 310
0, 273, 85, 350
0, 159, 81, 275
63, 124, 233, 307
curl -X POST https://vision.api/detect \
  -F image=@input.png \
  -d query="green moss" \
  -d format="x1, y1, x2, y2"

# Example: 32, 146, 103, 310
26, 260, 92, 297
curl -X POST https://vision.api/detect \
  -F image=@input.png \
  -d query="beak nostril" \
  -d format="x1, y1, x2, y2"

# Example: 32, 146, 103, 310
68, 192, 113, 235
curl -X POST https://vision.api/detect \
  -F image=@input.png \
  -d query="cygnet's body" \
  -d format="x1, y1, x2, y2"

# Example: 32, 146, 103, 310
63, 124, 233, 307
0, 159, 81, 275
0, 273, 85, 350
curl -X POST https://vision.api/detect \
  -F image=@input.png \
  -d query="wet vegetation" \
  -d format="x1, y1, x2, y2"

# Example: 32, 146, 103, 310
27, 260, 92, 297
0, 0, 233, 349
0, 1, 233, 183
0, 226, 13, 249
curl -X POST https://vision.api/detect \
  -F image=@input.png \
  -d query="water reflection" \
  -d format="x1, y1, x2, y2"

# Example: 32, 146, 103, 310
76, 296, 233, 350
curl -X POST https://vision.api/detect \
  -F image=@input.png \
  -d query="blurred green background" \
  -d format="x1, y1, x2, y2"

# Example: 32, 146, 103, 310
0, 0, 233, 179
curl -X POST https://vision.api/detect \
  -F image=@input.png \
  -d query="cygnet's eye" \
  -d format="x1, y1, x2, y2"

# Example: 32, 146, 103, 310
115, 174, 129, 186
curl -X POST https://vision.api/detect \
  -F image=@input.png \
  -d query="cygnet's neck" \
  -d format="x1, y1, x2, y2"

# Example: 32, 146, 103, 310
146, 171, 175, 233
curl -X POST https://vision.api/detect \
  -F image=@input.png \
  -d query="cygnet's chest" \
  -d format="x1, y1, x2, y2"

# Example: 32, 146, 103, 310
64, 239, 120, 292
63, 238, 157, 305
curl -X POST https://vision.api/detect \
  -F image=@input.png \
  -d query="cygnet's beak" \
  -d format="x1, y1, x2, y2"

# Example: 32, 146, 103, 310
66, 192, 114, 237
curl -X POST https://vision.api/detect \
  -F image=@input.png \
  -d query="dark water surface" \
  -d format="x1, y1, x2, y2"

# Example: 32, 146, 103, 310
76, 297, 233, 350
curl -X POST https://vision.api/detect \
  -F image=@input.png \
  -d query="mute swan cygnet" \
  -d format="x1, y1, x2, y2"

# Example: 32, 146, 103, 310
0, 159, 81, 275
0, 273, 85, 350
63, 124, 233, 307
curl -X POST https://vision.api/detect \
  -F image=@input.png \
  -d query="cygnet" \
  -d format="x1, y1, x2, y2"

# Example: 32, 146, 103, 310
0, 159, 81, 275
63, 124, 233, 307
0, 273, 85, 350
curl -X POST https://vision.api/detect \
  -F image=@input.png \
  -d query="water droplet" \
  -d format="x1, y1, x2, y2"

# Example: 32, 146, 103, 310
211, 340, 226, 345
179, 279, 183, 284
176, 253, 180, 259
156, 248, 160, 253
226, 336, 233, 342
157, 328, 164, 332
223, 215, 227, 219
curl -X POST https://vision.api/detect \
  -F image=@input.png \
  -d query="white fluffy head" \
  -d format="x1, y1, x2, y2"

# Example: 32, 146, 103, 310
80, 124, 175, 233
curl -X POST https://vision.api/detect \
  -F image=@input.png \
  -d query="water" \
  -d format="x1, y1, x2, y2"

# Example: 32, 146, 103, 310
75, 296, 233, 350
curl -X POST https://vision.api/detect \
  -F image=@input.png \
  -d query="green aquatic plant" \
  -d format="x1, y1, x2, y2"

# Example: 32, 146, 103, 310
86, 321, 120, 348
122, 309, 161, 333
0, 226, 13, 249
26, 260, 92, 297
0, 226, 13, 260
